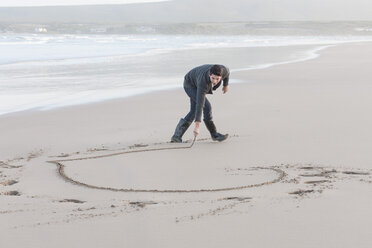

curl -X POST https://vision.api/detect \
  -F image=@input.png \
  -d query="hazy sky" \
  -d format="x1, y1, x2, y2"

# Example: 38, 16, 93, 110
0, 0, 370, 21
0, 0, 168, 7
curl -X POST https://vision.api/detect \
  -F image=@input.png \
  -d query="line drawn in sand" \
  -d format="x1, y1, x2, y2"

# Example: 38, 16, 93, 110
47, 137, 287, 193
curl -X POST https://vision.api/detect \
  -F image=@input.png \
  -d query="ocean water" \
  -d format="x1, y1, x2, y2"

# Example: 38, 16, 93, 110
1, 33, 372, 116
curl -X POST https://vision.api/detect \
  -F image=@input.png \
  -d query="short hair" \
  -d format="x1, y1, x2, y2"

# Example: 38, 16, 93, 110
210, 64, 224, 76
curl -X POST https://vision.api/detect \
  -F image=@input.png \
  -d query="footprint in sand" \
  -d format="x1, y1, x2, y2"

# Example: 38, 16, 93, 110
1, 180, 18, 186
220, 196, 252, 201
27, 149, 44, 162
129, 201, 158, 208
59, 199, 86, 204
304, 180, 331, 185
3, 190, 21, 196
289, 189, 315, 196
343, 171, 370, 175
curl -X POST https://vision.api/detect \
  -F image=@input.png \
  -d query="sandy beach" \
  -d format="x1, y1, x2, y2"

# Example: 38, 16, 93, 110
1, 42, 372, 247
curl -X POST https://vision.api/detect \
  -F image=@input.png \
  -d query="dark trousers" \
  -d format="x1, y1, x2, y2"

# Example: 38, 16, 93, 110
183, 86, 212, 122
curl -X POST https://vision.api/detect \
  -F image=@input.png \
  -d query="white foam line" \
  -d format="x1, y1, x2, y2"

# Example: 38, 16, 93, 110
230, 45, 334, 73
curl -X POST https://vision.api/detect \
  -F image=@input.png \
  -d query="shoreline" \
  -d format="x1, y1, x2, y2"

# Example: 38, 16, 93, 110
1, 41, 368, 118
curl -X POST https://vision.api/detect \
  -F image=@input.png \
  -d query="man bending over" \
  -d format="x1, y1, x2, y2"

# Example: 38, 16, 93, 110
171, 64, 230, 143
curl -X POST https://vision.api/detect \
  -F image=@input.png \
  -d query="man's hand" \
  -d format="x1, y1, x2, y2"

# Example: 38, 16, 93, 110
194, 121, 201, 137
222, 85, 229, 94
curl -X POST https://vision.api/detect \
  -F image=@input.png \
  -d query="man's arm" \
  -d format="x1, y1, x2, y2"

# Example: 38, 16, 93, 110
222, 85, 229, 94
195, 85, 207, 123
222, 66, 230, 94
194, 121, 201, 137
193, 85, 207, 137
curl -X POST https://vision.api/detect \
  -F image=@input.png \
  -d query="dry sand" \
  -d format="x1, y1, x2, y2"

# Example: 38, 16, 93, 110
1, 42, 372, 247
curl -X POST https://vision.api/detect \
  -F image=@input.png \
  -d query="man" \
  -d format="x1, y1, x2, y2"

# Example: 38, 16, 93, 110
171, 64, 230, 143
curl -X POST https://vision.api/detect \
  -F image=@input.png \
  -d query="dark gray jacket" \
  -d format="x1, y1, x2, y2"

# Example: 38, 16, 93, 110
183, 64, 230, 122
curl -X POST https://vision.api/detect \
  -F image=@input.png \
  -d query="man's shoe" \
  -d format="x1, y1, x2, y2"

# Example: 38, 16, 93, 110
211, 133, 229, 142
204, 119, 228, 142
171, 118, 192, 143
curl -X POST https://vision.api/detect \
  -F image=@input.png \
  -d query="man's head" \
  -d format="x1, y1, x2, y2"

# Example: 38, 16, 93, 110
209, 64, 223, 86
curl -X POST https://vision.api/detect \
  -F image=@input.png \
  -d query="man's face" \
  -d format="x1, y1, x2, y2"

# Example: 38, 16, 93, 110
210, 74, 222, 86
